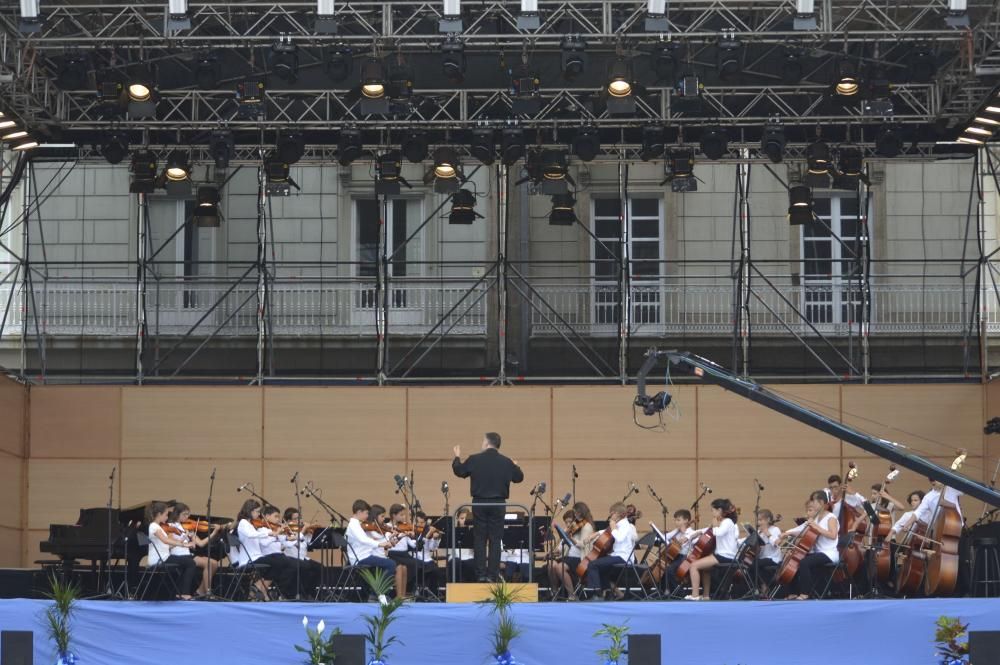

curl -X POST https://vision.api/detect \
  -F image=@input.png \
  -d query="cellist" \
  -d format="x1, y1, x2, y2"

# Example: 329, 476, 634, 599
582, 502, 636, 601
684, 498, 739, 601
779, 491, 840, 600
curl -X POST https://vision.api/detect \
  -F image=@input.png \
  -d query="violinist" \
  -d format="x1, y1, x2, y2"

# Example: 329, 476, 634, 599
779, 491, 840, 600
345, 500, 402, 596
547, 503, 595, 601
257, 504, 307, 599
583, 502, 637, 601
387, 504, 441, 595
412, 512, 442, 565
448, 508, 476, 582
661, 509, 696, 594
752, 509, 782, 593
167, 502, 223, 597
684, 498, 739, 601
146, 501, 198, 600
281, 507, 323, 598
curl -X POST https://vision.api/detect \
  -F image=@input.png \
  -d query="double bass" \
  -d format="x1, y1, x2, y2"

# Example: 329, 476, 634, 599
923, 450, 966, 596
872, 465, 900, 582
833, 463, 864, 583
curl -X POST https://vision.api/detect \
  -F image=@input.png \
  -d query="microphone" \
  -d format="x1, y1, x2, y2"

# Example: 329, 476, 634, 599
754, 478, 765, 491
647, 484, 659, 499
110, 466, 116, 481
393, 474, 405, 494
441, 481, 449, 494
572, 465, 579, 479
530, 482, 546, 496
701, 483, 713, 494
237, 483, 249, 493
629, 481, 639, 496
210, 467, 216, 480
290, 471, 299, 484
560, 493, 571, 506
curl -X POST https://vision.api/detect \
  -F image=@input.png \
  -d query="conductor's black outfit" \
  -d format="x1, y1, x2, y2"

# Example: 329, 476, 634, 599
452, 447, 524, 581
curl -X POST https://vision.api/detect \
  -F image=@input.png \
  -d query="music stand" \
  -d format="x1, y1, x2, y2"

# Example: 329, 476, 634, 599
501, 517, 532, 583
552, 524, 575, 551
859, 501, 884, 598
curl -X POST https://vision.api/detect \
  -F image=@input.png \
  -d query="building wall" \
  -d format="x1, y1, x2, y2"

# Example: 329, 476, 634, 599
19, 382, 991, 568
0, 375, 26, 567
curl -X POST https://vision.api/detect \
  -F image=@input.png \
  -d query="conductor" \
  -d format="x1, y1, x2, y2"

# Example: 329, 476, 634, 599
452, 432, 524, 582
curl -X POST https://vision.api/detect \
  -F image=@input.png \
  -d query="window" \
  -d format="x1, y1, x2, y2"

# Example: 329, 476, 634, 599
592, 196, 663, 326
800, 194, 867, 326
354, 198, 422, 308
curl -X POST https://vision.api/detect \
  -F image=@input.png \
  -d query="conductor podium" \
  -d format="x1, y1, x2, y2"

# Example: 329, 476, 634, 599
446, 582, 539, 603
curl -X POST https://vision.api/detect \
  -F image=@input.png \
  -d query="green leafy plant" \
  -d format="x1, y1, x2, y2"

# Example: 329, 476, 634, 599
43, 575, 79, 658
934, 616, 969, 663
295, 616, 341, 665
594, 622, 630, 663
358, 568, 405, 663
482, 580, 522, 658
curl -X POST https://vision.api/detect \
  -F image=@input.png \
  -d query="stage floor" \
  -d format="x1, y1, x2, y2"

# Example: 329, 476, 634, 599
1, 597, 999, 665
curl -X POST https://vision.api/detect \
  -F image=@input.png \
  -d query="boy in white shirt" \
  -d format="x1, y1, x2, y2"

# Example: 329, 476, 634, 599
584, 502, 637, 600
345, 499, 401, 596
661, 509, 696, 593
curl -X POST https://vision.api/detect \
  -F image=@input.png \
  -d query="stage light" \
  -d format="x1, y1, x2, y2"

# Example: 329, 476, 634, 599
957, 135, 985, 145
549, 193, 576, 226
167, 0, 191, 31
542, 150, 568, 181
402, 132, 429, 163
441, 0, 462, 32
129, 151, 158, 194
838, 146, 864, 176
276, 130, 305, 165
675, 72, 701, 98
361, 59, 386, 98
640, 125, 665, 161
863, 73, 893, 116
806, 140, 831, 174
441, 38, 466, 84
779, 47, 804, 84
907, 46, 937, 83
19, 0, 42, 32
315, 0, 338, 33
716, 33, 742, 80
236, 76, 266, 120
518, 0, 540, 29
433, 146, 460, 179
449, 188, 482, 224
126, 64, 157, 118
561, 36, 587, 81
194, 186, 220, 227
793, 0, 817, 30
55, 52, 89, 90
338, 128, 363, 166
271, 38, 299, 83
209, 130, 234, 169
164, 151, 191, 195
761, 122, 786, 163
2, 130, 27, 141
875, 125, 904, 157
510, 67, 541, 115
100, 131, 129, 165
0, 118, 17, 131
388, 57, 414, 99
699, 126, 728, 160
571, 126, 601, 162
788, 183, 813, 225
265, 158, 292, 196
501, 128, 525, 165
327, 47, 353, 81
833, 59, 859, 96
645, 0, 668, 31
376, 150, 406, 195
11, 136, 38, 151
946, 0, 968, 28
606, 58, 635, 115
652, 42, 682, 81
194, 51, 220, 89
470, 128, 495, 165
667, 149, 696, 192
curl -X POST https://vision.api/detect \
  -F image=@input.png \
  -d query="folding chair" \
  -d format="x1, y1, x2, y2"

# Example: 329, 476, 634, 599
325, 532, 373, 602
612, 533, 662, 600
134, 532, 183, 600
712, 531, 759, 600
222, 533, 273, 601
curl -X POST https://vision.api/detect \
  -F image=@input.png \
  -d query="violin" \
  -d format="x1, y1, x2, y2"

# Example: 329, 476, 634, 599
162, 523, 186, 537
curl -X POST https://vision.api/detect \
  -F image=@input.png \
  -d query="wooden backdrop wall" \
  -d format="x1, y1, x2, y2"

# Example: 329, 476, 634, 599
0, 375, 25, 568
12, 382, 995, 567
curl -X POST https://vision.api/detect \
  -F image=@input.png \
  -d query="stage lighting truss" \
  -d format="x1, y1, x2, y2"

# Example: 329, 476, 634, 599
194, 186, 221, 227
787, 182, 813, 225
129, 151, 158, 194
561, 35, 587, 81
449, 188, 482, 224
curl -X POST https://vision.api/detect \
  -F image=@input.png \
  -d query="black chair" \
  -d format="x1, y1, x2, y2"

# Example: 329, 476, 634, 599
134, 532, 183, 600
612, 533, 661, 600
970, 537, 1000, 597
222, 533, 273, 601
325, 532, 374, 602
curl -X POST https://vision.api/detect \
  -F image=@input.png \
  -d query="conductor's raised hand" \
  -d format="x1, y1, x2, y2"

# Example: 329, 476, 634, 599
453, 445, 462, 458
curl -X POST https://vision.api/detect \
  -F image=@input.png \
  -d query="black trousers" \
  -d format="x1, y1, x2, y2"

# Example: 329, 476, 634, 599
792, 552, 833, 596
472, 500, 505, 580
389, 551, 440, 591
257, 553, 297, 598
449, 558, 477, 582
164, 555, 199, 596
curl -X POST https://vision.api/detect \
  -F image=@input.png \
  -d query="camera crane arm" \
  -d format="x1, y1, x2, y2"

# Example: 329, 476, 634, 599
636, 348, 1000, 509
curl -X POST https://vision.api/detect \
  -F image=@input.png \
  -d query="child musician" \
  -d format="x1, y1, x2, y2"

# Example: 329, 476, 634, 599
167, 502, 223, 597
547, 502, 595, 601
346, 499, 402, 596
662, 509, 696, 594
234, 500, 295, 600
146, 501, 198, 599
281, 507, 324, 598
685, 498, 739, 601
448, 508, 476, 582
583, 502, 637, 601
387, 504, 441, 595
779, 491, 841, 600
753, 509, 783, 593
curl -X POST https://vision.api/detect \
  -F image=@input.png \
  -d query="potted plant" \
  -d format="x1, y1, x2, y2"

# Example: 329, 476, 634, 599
594, 622, 629, 665
934, 616, 970, 665
358, 568, 405, 665
43, 575, 79, 665
295, 616, 341, 665
484, 581, 522, 665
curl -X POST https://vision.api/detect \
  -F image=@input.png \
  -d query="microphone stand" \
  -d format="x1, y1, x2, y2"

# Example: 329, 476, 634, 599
649, 485, 669, 536
750, 480, 764, 599
980, 457, 1000, 521
571, 465, 578, 505
690, 487, 710, 528
292, 473, 303, 601
301, 484, 349, 527
97, 466, 123, 599
202, 468, 220, 600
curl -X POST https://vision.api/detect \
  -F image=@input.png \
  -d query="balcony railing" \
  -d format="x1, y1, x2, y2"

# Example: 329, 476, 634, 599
0, 277, 995, 338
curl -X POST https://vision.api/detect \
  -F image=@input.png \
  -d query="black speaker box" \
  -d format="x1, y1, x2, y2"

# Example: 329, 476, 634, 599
970, 630, 1000, 664
628, 633, 661, 665
1, 631, 32, 665
329, 634, 365, 665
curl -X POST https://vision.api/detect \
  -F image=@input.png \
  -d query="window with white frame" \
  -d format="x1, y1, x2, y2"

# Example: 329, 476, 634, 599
591, 196, 663, 327
800, 193, 868, 326
354, 197, 422, 308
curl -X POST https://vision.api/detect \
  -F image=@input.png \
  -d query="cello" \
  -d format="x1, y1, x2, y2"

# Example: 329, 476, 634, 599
575, 505, 636, 580
774, 519, 821, 587
643, 522, 684, 586
674, 502, 737, 582
923, 450, 966, 596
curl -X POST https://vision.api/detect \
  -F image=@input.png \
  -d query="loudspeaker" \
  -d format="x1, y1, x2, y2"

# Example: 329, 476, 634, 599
1, 631, 33, 665
628, 634, 661, 665
329, 634, 365, 665
970, 630, 1000, 663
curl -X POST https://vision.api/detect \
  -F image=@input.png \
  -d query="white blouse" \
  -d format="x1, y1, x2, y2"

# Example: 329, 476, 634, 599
147, 523, 173, 565
713, 518, 739, 560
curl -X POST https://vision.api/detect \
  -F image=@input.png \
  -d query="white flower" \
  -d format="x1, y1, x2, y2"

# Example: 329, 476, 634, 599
317, 620, 326, 634
378, 594, 388, 606
302, 615, 309, 628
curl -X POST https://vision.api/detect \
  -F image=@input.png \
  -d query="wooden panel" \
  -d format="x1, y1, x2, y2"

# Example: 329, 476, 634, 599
261, 461, 404, 522
841, 384, 983, 460
30, 386, 121, 459
699, 458, 842, 532
263, 387, 405, 460
122, 387, 262, 459
551, 460, 697, 533
699, 384, 843, 459
0, 454, 23, 530
0, 375, 25, 457
0, 525, 23, 568
408, 387, 551, 460
446, 582, 537, 603
121, 459, 263, 522
28, 459, 119, 530
553, 385, 696, 459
